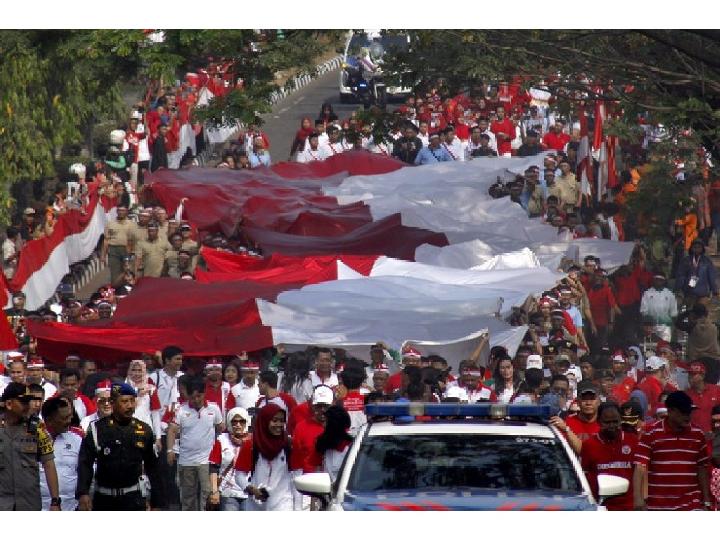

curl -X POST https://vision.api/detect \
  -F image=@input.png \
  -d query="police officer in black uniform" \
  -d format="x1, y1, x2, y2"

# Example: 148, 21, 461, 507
76, 382, 164, 510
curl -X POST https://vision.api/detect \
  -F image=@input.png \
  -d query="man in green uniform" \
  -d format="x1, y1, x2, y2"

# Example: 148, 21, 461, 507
0, 382, 61, 510
76, 382, 164, 511
102, 205, 136, 285
135, 222, 170, 278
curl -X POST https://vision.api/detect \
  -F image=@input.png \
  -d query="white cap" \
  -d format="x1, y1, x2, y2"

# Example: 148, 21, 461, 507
526, 354, 543, 370
312, 386, 334, 405
645, 355, 668, 371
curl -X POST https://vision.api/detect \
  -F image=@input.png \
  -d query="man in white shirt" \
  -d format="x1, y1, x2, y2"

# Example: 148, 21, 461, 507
308, 348, 339, 388
640, 273, 678, 342
442, 125, 466, 161
417, 120, 430, 147
2, 227, 19, 279
296, 133, 324, 163
150, 346, 184, 509
79, 380, 114, 432
318, 126, 345, 160
24, 357, 57, 400
476, 117, 497, 151
303, 120, 328, 151
40, 396, 83, 510
230, 361, 260, 411
167, 378, 223, 511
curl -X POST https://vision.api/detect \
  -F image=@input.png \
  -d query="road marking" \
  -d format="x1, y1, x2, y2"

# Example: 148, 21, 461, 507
294, 96, 305, 104
279, 107, 289, 113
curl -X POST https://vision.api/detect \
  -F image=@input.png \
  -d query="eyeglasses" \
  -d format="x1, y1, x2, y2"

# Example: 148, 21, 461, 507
230, 419, 247, 425
97, 398, 112, 404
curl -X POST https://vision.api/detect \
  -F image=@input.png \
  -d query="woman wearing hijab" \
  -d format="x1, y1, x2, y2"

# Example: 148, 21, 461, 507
234, 403, 294, 511
290, 117, 315, 160
309, 406, 353, 483
125, 359, 162, 448
208, 407, 251, 511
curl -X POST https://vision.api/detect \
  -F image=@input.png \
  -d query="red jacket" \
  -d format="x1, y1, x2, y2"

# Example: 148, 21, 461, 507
292, 417, 325, 472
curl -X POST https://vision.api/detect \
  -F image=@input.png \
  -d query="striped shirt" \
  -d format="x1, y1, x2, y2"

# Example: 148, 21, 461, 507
634, 418, 710, 510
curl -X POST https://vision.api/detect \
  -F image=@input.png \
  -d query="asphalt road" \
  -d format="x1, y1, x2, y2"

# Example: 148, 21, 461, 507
260, 68, 360, 160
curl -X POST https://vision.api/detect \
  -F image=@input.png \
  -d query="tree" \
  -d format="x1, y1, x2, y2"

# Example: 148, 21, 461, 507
0, 30, 343, 225
380, 29, 720, 242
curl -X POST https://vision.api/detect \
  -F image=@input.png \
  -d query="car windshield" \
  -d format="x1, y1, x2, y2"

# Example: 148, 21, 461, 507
347, 34, 408, 57
346, 433, 583, 493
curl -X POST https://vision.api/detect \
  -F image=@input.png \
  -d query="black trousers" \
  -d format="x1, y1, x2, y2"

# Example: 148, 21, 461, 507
93, 491, 146, 511
157, 434, 180, 509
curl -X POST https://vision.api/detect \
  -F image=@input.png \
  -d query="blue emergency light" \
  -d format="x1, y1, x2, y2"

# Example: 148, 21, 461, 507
365, 403, 552, 421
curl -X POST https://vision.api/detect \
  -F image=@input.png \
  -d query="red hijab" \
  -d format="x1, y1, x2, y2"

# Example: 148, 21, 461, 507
295, 117, 314, 142
253, 403, 288, 461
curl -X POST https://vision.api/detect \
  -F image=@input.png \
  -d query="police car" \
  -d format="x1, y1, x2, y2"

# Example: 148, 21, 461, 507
294, 403, 628, 511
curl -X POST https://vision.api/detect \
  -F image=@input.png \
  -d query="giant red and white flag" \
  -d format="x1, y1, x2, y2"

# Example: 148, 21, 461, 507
29, 152, 635, 366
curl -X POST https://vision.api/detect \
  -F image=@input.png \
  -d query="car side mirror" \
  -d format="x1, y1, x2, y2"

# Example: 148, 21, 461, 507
294, 472, 332, 497
597, 474, 629, 498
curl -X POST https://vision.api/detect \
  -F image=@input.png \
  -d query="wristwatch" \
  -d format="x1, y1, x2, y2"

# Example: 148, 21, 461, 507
704, 501, 713, 508
50, 497, 62, 506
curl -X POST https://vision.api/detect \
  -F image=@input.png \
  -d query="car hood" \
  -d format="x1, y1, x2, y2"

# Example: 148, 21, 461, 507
341, 490, 596, 511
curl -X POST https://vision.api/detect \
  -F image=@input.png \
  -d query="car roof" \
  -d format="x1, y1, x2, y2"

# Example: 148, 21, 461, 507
367, 421, 555, 438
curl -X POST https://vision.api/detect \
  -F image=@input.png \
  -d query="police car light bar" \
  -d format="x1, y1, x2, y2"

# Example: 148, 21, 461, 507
365, 403, 552, 420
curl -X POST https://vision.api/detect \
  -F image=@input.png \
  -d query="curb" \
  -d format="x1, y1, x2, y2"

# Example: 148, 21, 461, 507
269, 56, 342, 106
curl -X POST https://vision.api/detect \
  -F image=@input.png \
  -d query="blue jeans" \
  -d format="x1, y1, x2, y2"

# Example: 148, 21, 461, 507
220, 496, 246, 511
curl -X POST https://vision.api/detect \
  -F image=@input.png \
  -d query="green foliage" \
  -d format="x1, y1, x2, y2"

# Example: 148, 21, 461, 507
0, 29, 343, 225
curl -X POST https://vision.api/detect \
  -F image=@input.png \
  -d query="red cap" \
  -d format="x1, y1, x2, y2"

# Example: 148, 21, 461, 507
374, 363, 390, 373
402, 346, 422, 359
27, 356, 45, 369
95, 379, 113, 395
241, 361, 260, 371
205, 357, 223, 369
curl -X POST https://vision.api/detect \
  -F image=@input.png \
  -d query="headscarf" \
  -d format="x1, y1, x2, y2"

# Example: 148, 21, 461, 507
126, 359, 150, 397
295, 117, 314, 143
226, 406, 251, 447
253, 403, 288, 461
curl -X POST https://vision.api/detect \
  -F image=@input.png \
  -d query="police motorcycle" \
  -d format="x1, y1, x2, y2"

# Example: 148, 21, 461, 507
344, 42, 387, 109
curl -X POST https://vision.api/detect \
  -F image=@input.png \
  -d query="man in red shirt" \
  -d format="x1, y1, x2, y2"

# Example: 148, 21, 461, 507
553, 380, 600, 454
489, 106, 515, 157
292, 385, 333, 474
204, 359, 235, 418
635, 355, 668, 420
581, 401, 638, 510
384, 346, 422, 395
585, 269, 620, 353
686, 361, 720, 436
542, 121, 571, 152
633, 391, 712, 510
609, 351, 636, 404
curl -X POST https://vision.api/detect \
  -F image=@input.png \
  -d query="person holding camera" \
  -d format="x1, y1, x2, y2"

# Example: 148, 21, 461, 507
0, 382, 61, 510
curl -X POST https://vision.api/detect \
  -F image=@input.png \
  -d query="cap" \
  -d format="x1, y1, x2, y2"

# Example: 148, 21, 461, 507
645, 355, 668, 371
526, 354, 543, 370
312, 385, 334, 405
23, 207, 36, 216
577, 380, 599, 397
95, 379, 113, 395
6, 351, 25, 361
240, 361, 260, 371
26, 356, 45, 370
555, 353, 571, 365
664, 391, 697, 414
110, 382, 137, 398
205, 358, 223, 369
1, 382, 33, 402
429, 132, 440, 139
612, 353, 626, 363
688, 361, 706, 375
401, 346, 422, 359
374, 363, 390, 373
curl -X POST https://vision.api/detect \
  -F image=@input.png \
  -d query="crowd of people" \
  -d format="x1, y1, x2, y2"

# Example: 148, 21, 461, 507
1, 76, 720, 512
